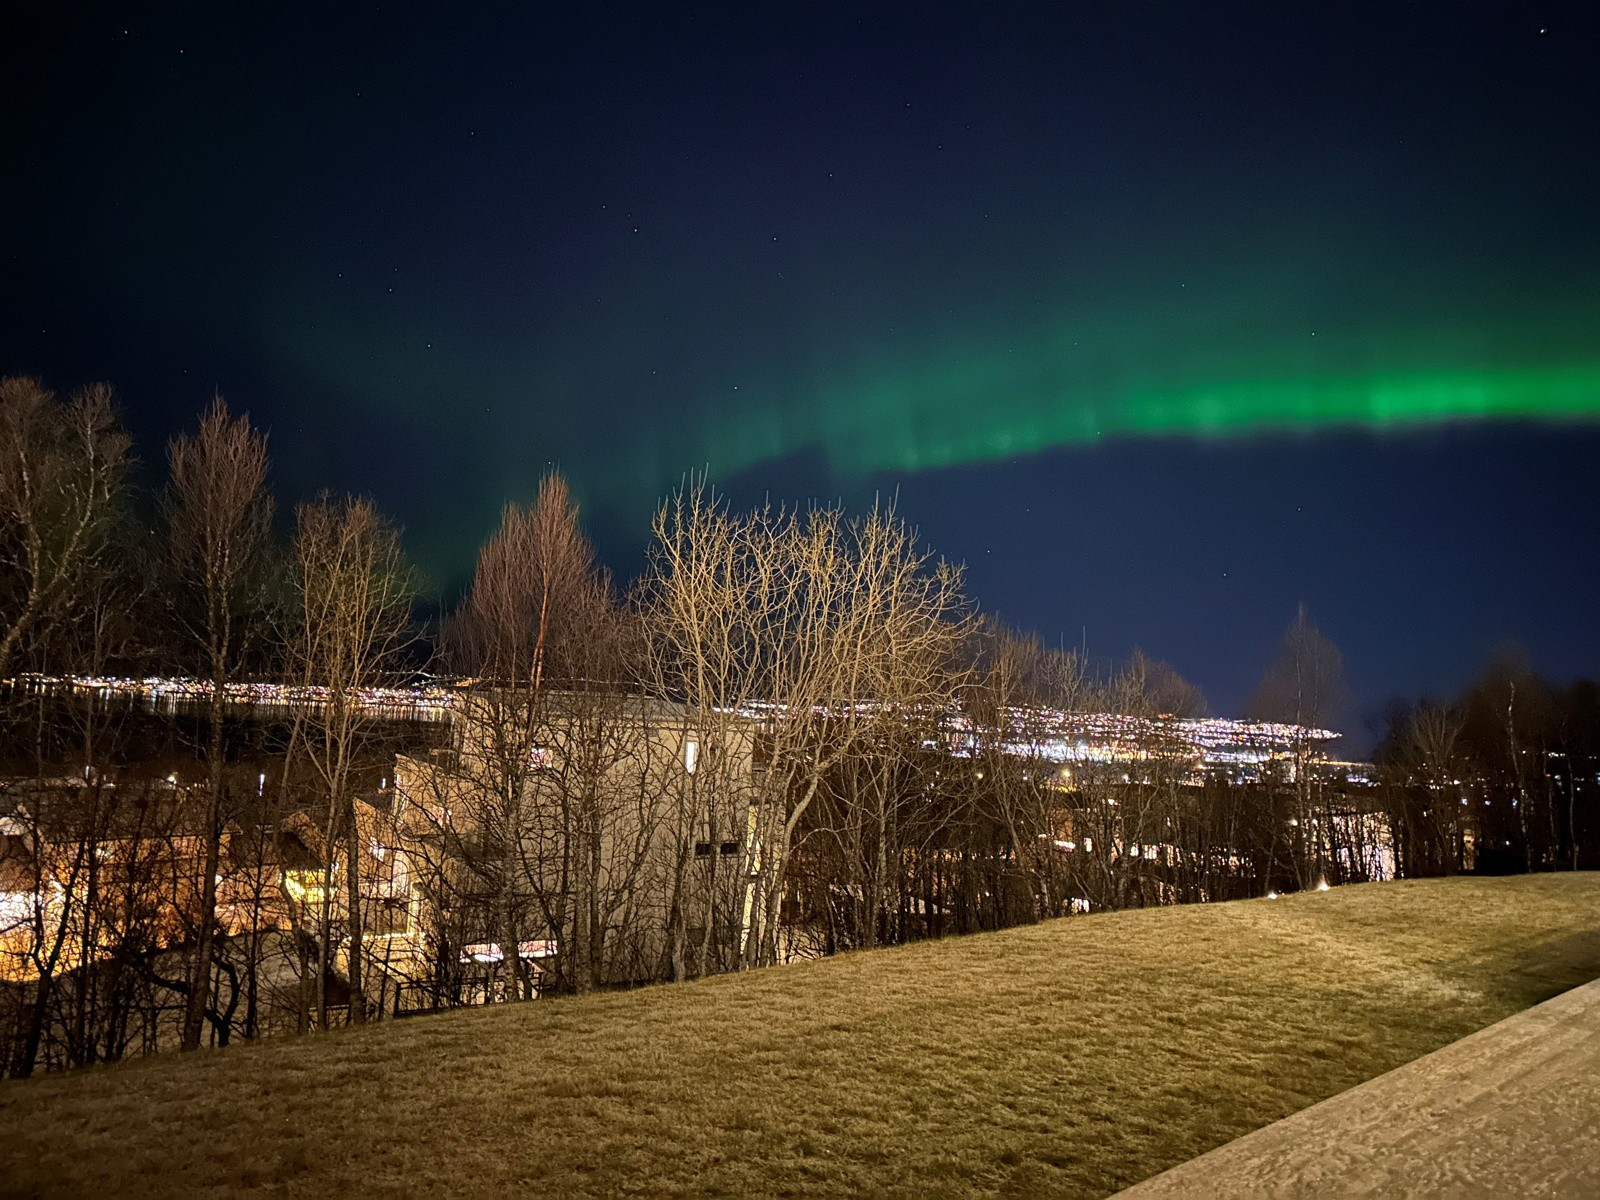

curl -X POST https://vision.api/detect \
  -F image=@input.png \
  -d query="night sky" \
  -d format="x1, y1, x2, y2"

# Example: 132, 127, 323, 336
4, 3, 1597, 738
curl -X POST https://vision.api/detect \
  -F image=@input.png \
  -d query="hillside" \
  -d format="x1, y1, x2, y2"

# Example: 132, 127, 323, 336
3, 875, 1599, 1198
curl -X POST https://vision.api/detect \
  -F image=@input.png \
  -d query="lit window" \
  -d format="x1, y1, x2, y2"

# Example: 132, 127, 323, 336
684, 739, 699, 774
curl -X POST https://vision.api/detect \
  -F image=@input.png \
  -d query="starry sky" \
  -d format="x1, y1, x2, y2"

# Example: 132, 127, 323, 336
3, 2, 1597, 738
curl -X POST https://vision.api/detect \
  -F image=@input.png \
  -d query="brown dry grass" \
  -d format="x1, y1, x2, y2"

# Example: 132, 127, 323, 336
3, 875, 1598, 1199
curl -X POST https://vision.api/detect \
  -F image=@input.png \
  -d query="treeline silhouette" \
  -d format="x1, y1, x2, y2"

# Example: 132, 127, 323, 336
2, 375, 1593, 1078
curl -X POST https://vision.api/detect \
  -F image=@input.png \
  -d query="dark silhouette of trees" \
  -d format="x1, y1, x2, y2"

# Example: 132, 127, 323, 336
5, 371, 1598, 1079
286, 496, 415, 1025
416, 471, 641, 998
164, 398, 276, 1052
1249, 604, 1351, 889
1376, 649, 1600, 876
0, 378, 131, 681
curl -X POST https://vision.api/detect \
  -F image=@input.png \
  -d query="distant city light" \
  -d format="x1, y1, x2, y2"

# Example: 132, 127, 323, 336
12, 673, 457, 718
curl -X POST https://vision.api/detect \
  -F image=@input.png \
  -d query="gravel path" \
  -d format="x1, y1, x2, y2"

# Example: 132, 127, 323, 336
1119, 976, 1600, 1198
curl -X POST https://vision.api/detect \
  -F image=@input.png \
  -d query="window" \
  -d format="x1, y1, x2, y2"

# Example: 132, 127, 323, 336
694, 842, 713, 859
720, 841, 740, 857
752, 732, 776, 771
684, 738, 699, 775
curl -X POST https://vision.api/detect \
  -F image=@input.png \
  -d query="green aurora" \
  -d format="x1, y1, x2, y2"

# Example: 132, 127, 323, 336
602, 281, 1600, 488
251, 263, 1600, 558
685, 355, 1600, 482
800, 362, 1592, 475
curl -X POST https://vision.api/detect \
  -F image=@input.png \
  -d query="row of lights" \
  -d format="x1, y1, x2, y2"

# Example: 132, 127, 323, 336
1266, 880, 1331, 900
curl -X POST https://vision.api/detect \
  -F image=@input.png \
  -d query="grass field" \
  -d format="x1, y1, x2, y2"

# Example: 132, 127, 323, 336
3, 875, 1598, 1199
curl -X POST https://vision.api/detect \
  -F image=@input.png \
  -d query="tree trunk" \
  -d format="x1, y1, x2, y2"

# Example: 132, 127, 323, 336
181, 683, 226, 1051
343, 800, 366, 1023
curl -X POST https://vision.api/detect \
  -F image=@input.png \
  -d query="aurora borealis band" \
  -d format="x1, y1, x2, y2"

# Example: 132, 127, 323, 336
694, 358, 1600, 480
4, 2, 1599, 723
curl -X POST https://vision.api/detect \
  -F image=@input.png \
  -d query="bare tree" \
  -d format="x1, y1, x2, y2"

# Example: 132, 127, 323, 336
1459, 652, 1555, 872
448, 473, 606, 692
0, 378, 131, 681
642, 482, 968, 969
637, 480, 769, 979
287, 496, 414, 1026
1125, 647, 1207, 719
1406, 701, 1467, 873
892, 625, 1040, 933
1248, 604, 1349, 888
420, 472, 626, 998
165, 398, 275, 1052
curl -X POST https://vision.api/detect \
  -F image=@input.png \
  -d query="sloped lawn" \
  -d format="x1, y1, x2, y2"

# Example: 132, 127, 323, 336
3, 874, 1598, 1198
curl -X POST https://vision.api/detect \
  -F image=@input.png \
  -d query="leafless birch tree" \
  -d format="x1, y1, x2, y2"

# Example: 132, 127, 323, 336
1248, 604, 1348, 888
165, 398, 275, 1051
642, 482, 967, 968
0, 378, 131, 682
287, 496, 414, 1025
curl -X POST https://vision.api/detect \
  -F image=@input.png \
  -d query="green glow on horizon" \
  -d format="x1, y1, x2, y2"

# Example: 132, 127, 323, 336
252, 277, 1600, 566
698, 359, 1600, 478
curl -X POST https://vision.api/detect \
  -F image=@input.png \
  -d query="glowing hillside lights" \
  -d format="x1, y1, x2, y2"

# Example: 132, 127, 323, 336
1267, 891, 1279, 900
33, 674, 1345, 788
1318, 880, 1330, 892
21, 673, 457, 717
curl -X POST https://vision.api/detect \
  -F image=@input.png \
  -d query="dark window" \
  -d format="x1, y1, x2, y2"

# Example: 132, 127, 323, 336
752, 732, 775, 771
694, 842, 712, 859
720, 841, 740, 857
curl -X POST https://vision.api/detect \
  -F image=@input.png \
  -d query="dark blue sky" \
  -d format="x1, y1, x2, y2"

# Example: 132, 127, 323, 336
3, 2, 1597, 735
